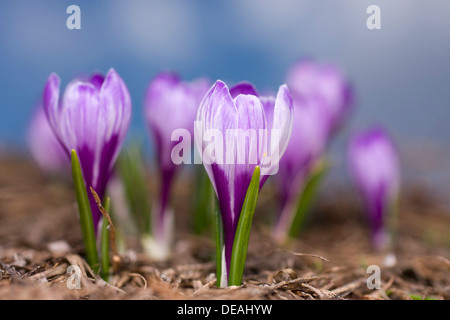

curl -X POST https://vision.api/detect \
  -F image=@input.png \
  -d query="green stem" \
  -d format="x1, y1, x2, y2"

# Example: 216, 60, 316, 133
288, 160, 328, 238
229, 166, 260, 286
117, 144, 152, 235
100, 197, 111, 281
71, 149, 99, 273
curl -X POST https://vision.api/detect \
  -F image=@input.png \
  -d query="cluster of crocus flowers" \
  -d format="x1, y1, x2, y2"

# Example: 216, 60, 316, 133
273, 59, 354, 244
347, 127, 400, 250
27, 106, 67, 176
196, 80, 293, 286
30, 57, 403, 289
43, 69, 131, 274
144, 72, 210, 260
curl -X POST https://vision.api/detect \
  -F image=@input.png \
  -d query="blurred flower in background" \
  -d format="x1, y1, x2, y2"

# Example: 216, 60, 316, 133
347, 126, 400, 250
144, 72, 210, 260
273, 59, 353, 244
286, 59, 354, 137
27, 105, 67, 176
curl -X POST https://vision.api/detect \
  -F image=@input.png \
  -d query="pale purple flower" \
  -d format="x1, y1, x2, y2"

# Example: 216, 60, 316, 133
144, 72, 210, 246
196, 80, 293, 281
272, 59, 354, 242
286, 59, 353, 136
43, 69, 132, 232
348, 127, 400, 249
273, 97, 330, 241
27, 106, 67, 175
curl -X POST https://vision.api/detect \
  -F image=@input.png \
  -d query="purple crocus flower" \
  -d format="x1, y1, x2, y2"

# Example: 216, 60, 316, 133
27, 106, 67, 175
43, 69, 132, 232
286, 59, 353, 136
144, 72, 210, 251
196, 80, 293, 284
347, 127, 400, 250
271, 60, 354, 243
273, 97, 330, 242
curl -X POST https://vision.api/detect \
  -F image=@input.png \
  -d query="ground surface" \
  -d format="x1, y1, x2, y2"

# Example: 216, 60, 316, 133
0, 155, 449, 300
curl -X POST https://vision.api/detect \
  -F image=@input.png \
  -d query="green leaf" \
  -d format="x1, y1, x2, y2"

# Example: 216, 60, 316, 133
229, 166, 261, 286
117, 144, 152, 235
288, 160, 328, 238
100, 197, 111, 281
71, 149, 99, 273
409, 294, 438, 300
214, 196, 223, 288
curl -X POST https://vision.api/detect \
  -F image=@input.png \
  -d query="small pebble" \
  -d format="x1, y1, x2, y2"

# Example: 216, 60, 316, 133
47, 240, 71, 255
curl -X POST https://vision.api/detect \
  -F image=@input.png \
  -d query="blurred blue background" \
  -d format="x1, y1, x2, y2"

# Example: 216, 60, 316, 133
1, 0, 450, 190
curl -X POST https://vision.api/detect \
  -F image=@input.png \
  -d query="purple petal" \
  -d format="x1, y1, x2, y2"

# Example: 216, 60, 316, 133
276, 97, 329, 212
347, 127, 400, 245
89, 73, 105, 91
196, 80, 237, 194
27, 106, 68, 175
229, 81, 259, 99
61, 81, 100, 154
271, 84, 293, 157
233, 94, 266, 181
99, 68, 132, 168
286, 59, 353, 136
146, 72, 207, 171
43, 73, 63, 145
259, 84, 293, 185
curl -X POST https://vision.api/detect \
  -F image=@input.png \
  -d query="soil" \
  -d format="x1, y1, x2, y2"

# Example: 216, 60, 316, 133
0, 154, 449, 300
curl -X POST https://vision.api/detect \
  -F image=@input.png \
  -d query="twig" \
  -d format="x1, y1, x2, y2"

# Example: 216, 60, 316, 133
271, 276, 322, 290
279, 249, 330, 262
90, 187, 121, 272
129, 272, 148, 289
331, 278, 365, 295
302, 283, 340, 300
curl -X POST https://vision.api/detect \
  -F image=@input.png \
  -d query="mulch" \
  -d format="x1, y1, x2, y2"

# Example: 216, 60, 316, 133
0, 155, 449, 300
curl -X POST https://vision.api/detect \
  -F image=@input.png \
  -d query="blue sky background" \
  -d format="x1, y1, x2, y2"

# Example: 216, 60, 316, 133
1, 0, 450, 189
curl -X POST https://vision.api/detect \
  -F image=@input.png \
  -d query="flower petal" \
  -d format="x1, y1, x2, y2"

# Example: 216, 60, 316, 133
96, 69, 131, 190
286, 59, 353, 135
146, 72, 207, 171
271, 84, 294, 158
27, 106, 68, 174
229, 81, 259, 99
347, 127, 400, 247
61, 80, 100, 186
43, 73, 62, 144
89, 73, 105, 91
196, 80, 237, 194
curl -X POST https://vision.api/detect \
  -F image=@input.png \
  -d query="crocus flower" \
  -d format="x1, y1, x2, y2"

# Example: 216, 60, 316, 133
272, 98, 329, 242
347, 127, 400, 250
27, 105, 67, 176
144, 72, 210, 257
196, 80, 293, 285
43, 69, 132, 233
272, 59, 354, 243
286, 59, 353, 136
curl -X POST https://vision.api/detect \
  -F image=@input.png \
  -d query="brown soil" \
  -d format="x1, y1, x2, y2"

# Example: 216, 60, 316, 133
0, 155, 449, 300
